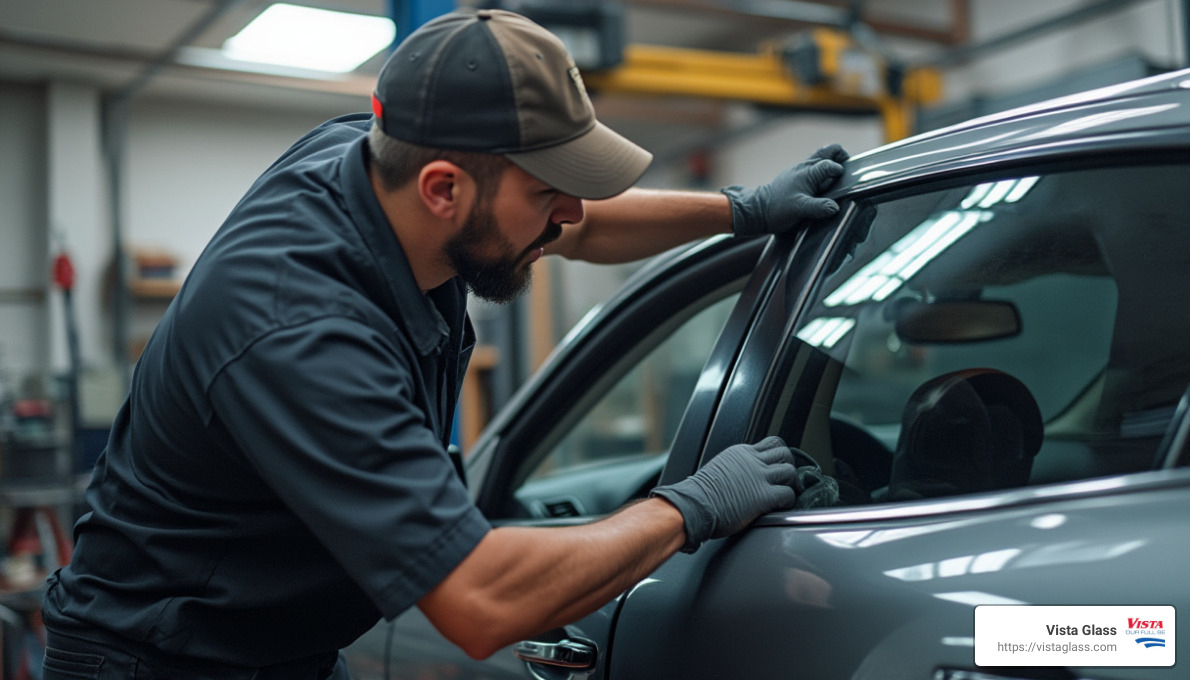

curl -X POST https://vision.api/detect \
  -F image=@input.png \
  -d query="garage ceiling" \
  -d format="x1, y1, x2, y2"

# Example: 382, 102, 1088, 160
0, 0, 964, 156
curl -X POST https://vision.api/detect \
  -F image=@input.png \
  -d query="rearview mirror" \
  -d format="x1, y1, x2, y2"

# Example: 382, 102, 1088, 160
893, 299, 1021, 344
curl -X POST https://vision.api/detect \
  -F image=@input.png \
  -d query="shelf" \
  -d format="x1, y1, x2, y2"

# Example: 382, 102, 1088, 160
0, 474, 90, 508
129, 278, 181, 300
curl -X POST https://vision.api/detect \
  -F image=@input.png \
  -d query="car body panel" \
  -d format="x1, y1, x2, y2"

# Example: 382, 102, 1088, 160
611, 469, 1190, 680
838, 70, 1190, 197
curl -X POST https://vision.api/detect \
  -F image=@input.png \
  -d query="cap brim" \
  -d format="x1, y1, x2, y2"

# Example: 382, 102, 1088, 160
505, 121, 653, 200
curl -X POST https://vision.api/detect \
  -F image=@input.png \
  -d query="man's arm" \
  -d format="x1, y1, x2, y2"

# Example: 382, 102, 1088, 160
545, 144, 848, 265
417, 437, 800, 660
417, 497, 685, 660
546, 188, 731, 264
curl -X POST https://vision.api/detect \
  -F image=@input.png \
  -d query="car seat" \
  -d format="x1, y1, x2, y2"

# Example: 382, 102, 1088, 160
883, 368, 1043, 500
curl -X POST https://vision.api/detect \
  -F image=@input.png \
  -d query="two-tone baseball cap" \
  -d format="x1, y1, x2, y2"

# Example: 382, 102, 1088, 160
371, 8, 652, 200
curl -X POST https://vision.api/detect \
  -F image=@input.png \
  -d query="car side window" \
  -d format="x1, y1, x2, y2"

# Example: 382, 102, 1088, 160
769, 163, 1190, 505
512, 292, 740, 518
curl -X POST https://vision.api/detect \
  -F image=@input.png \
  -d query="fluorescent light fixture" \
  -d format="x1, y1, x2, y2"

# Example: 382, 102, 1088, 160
223, 3, 395, 73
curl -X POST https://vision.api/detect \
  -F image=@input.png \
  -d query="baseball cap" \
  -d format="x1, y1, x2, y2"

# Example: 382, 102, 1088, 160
371, 8, 652, 200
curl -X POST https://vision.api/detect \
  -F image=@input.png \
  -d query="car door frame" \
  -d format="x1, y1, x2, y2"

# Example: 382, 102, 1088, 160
605, 142, 1190, 680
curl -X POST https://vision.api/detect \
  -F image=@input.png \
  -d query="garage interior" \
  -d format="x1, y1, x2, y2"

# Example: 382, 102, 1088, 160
0, 0, 1186, 673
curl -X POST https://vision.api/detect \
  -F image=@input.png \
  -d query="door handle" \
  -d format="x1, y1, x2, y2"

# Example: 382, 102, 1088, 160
513, 637, 597, 680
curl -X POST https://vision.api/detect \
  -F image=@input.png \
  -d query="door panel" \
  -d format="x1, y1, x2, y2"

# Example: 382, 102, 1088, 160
609, 475, 1190, 680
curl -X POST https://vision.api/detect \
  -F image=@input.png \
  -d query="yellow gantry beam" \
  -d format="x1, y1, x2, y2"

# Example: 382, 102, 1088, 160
583, 39, 942, 142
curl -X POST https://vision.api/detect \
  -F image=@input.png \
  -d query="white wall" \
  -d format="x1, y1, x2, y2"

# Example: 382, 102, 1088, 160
947, 0, 1185, 104
0, 82, 48, 390
124, 98, 360, 273
122, 97, 361, 345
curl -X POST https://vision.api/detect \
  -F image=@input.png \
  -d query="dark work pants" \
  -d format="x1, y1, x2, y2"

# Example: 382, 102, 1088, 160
42, 619, 352, 680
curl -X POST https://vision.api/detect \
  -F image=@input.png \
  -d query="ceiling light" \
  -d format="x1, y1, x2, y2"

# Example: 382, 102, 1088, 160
223, 3, 395, 73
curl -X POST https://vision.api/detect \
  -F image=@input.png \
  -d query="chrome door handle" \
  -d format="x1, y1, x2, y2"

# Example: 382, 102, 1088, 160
514, 637, 598, 678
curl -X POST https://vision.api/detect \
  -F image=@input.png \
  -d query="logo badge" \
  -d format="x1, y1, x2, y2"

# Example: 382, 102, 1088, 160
568, 65, 592, 109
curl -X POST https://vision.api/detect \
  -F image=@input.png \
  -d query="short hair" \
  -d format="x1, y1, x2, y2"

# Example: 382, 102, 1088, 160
368, 123, 512, 204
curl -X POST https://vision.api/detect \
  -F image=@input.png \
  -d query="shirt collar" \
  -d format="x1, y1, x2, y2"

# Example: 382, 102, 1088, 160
339, 133, 450, 355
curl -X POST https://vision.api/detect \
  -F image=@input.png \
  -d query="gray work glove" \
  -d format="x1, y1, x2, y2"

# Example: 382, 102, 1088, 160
722, 144, 849, 238
651, 436, 799, 553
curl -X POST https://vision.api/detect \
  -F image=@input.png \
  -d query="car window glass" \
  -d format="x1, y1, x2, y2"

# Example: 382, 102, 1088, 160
769, 163, 1190, 505
513, 292, 740, 518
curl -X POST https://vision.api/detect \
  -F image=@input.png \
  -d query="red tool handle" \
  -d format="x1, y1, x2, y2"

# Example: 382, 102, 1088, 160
53, 251, 75, 291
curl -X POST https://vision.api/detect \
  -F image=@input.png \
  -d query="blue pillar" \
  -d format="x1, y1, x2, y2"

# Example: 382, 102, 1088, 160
389, 0, 457, 45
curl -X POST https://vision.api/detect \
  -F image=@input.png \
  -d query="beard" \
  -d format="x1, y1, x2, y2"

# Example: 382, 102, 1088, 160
445, 200, 563, 304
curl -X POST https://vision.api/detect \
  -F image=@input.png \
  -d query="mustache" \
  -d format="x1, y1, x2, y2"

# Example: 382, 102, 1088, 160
528, 221, 564, 252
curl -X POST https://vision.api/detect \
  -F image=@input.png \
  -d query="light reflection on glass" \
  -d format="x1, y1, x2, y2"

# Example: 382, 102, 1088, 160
796, 317, 856, 349
823, 210, 989, 307
822, 175, 1043, 310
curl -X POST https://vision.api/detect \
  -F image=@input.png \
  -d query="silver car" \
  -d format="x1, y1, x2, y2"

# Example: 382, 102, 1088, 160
345, 66, 1190, 680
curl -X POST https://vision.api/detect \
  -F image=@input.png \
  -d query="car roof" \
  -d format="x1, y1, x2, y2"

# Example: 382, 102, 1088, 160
837, 66, 1190, 196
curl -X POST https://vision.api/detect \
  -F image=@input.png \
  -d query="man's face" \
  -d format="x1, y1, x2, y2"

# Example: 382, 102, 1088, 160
445, 195, 563, 304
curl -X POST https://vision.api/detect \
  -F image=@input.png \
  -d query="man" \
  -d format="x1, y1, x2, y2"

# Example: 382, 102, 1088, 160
41, 8, 847, 679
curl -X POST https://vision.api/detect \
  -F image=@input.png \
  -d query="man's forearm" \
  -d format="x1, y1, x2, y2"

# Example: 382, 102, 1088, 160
547, 188, 732, 264
417, 497, 686, 659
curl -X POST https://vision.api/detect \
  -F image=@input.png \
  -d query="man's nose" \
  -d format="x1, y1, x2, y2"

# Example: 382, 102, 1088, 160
552, 193, 584, 225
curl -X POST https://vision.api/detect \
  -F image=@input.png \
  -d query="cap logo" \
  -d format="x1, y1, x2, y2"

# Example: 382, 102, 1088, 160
568, 65, 592, 109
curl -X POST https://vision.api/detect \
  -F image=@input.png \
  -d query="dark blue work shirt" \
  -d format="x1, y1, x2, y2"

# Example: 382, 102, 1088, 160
44, 114, 492, 669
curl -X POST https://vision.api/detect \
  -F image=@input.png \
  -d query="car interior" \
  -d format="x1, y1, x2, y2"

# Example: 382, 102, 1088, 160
778, 161, 1190, 506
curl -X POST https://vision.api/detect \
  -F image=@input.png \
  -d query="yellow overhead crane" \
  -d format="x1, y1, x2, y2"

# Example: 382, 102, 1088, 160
582, 28, 943, 142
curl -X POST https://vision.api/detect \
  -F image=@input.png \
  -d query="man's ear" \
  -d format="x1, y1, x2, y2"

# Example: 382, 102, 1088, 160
418, 160, 470, 220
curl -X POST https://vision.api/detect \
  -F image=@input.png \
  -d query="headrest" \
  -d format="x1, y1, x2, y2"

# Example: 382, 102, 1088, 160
887, 368, 1043, 500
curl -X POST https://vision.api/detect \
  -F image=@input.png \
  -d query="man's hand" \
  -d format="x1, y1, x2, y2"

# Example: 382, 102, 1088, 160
650, 436, 800, 553
723, 144, 849, 238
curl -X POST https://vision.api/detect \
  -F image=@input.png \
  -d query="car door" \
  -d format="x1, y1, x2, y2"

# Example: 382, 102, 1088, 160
608, 155, 1190, 679
342, 234, 783, 679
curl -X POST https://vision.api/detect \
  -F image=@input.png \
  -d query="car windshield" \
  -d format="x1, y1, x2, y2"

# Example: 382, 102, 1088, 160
781, 161, 1190, 502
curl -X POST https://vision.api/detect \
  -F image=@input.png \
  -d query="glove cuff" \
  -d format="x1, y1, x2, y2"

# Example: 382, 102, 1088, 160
649, 488, 703, 554
721, 185, 766, 239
